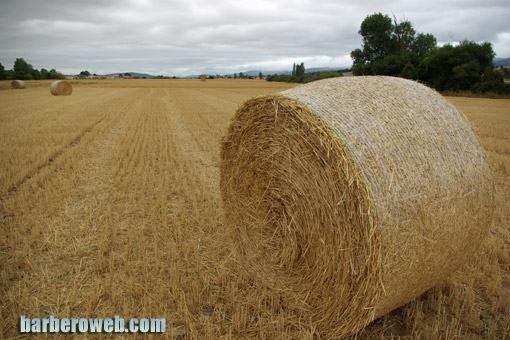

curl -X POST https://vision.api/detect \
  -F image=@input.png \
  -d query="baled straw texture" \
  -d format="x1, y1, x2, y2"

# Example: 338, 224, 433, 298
220, 76, 494, 338
11, 80, 25, 89
200, 74, 207, 82
50, 80, 72, 96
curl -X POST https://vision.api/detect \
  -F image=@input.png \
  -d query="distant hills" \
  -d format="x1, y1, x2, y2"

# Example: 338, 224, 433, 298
494, 58, 510, 67
106, 72, 155, 78
182, 67, 350, 79
103, 58, 510, 79
110, 60, 509, 79
127, 72, 156, 78
104, 67, 349, 79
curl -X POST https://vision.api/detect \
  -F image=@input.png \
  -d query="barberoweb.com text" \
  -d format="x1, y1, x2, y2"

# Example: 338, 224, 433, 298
20, 315, 165, 333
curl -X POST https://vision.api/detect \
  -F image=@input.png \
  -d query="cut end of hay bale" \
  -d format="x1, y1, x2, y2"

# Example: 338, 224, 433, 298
11, 80, 25, 89
220, 76, 494, 338
50, 80, 72, 96
200, 74, 207, 82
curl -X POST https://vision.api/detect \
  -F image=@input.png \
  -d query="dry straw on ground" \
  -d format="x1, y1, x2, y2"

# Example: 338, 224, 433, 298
220, 76, 494, 338
50, 80, 72, 96
200, 74, 207, 82
10, 80, 25, 89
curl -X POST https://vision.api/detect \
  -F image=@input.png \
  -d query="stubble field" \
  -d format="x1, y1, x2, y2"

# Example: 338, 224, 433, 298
0, 79, 509, 339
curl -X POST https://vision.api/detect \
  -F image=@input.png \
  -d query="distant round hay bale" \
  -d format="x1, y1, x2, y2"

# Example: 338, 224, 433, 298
200, 74, 207, 82
50, 80, 72, 96
220, 76, 494, 338
11, 80, 25, 89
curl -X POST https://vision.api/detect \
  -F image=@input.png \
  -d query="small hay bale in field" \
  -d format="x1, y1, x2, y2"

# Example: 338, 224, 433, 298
50, 80, 72, 96
11, 80, 25, 89
220, 76, 494, 338
200, 74, 207, 82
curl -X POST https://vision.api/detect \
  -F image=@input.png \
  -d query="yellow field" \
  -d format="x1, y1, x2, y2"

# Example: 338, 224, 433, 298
0, 79, 509, 339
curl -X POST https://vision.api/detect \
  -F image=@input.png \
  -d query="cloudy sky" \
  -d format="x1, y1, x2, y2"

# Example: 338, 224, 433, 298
0, 0, 509, 76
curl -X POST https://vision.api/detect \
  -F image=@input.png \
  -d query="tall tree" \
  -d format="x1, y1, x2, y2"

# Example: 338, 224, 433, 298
31, 69, 41, 80
0, 62, 6, 80
400, 62, 417, 79
48, 68, 64, 79
392, 17, 415, 53
40, 68, 50, 79
412, 33, 437, 58
13, 58, 34, 80
351, 13, 436, 76
296, 62, 305, 77
357, 13, 394, 62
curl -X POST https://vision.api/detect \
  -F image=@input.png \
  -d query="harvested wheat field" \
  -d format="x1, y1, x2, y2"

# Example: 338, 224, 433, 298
0, 79, 509, 339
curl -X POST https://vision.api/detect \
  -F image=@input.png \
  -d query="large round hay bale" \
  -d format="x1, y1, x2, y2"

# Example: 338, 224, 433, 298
11, 80, 25, 89
50, 80, 72, 96
220, 76, 493, 338
200, 74, 207, 82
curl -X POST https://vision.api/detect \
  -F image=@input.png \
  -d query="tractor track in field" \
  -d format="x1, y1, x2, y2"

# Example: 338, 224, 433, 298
1, 116, 106, 201
0, 88, 141, 202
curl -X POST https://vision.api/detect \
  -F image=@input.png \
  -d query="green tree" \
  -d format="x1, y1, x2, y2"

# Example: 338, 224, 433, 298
48, 68, 64, 79
413, 33, 437, 57
0, 62, 6, 80
295, 62, 305, 77
420, 40, 499, 92
400, 61, 417, 79
31, 69, 41, 80
351, 13, 436, 76
473, 66, 507, 93
13, 58, 34, 80
79, 70, 91, 77
40, 68, 50, 79
452, 61, 480, 90
357, 13, 394, 62
5, 70, 14, 80
350, 48, 365, 74
392, 17, 415, 53
259, 72, 263, 79
239, 72, 244, 79
499, 67, 510, 80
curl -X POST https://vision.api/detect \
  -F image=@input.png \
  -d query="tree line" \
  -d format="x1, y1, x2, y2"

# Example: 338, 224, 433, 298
351, 13, 509, 94
0, 58, 65, 80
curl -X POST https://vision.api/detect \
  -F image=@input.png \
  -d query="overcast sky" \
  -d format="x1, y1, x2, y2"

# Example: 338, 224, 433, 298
0, 0, 509, 77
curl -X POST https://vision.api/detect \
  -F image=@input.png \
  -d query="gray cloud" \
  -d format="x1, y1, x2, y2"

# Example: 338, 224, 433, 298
0, 0, 509, 76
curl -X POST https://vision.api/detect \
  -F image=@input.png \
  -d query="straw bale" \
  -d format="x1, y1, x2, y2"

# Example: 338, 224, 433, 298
50, 80, 72, 96
11, 80, 25, 89
220, 76, 494, 338
200, 74, 207, 82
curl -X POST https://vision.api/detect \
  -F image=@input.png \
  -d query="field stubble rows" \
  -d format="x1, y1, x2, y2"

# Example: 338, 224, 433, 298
0, 80, 509, 339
